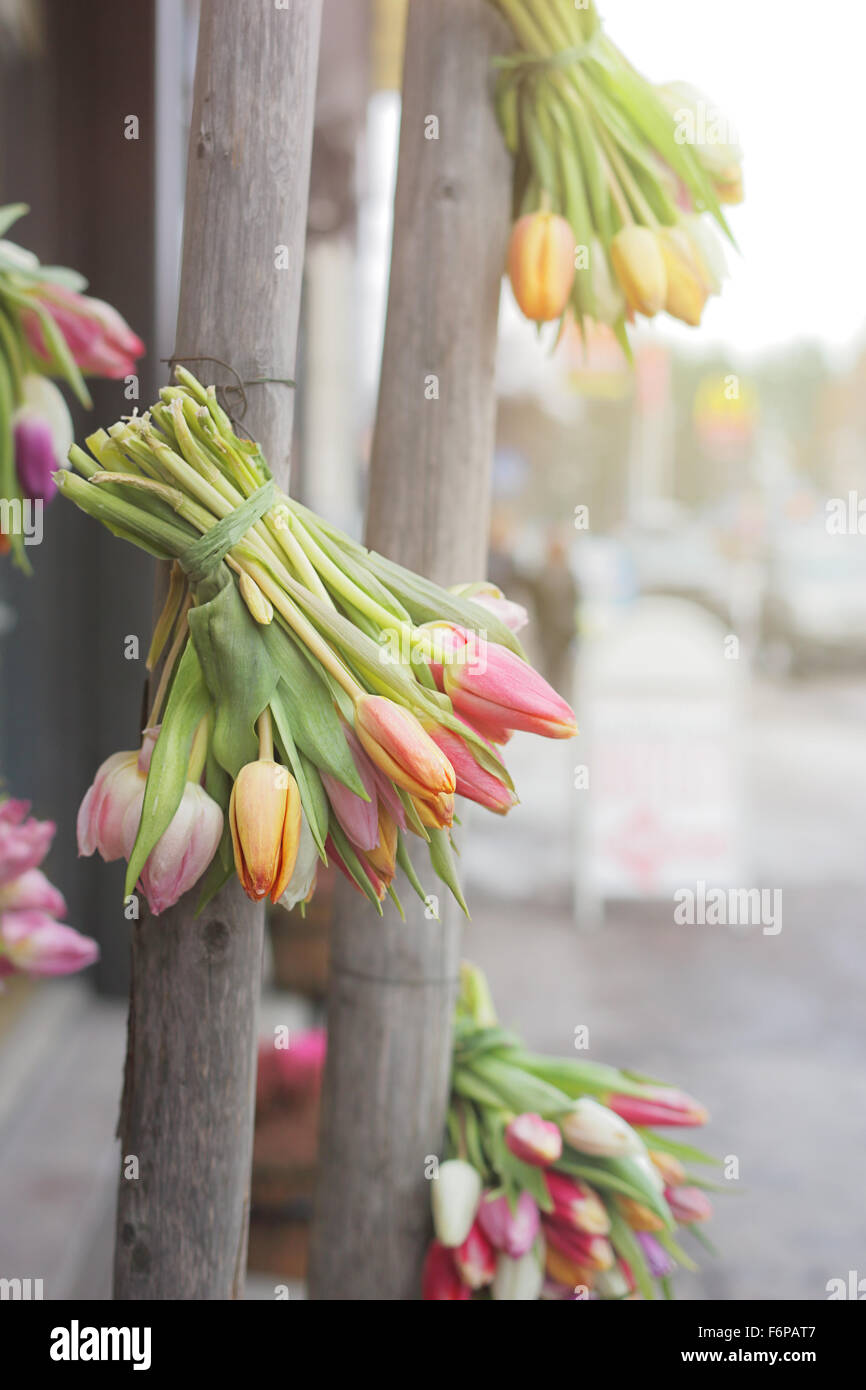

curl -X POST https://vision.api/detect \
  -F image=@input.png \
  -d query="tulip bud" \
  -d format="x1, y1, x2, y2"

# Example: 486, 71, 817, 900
593, 1265, 630, 1299
421, 1241, 471, 1300
366, 806, 398, 880
439, 625, 577, 740
637, 1230, 676, 1279
545, 1170, 609, 1233
453, 1220, 496, 1290
617, 1195, 665, 1232
123, 780, 224, 916
608, 1086, 708, 1128
424, 721, 516, 815
431, 1159, 482, 1248
13, 377, 74, 503
229, 760, 301, 903
354, 694, 455, 800
477, 1189, 540, 1257
544, 1219, 614, 1271
410, 789, 455, 830
0, 911, 99, 977
589, 238, 626, 325
650, 1149, 686, 1187
610, 225, 667, 317
507, 211, 576, 323
277, 813, 319, 912
658, 225, 710, 326
491, 1247, 545, 1302
665, 1185, 713, 1224
77, 750, 144, 863
505, 1112, 563, 1167
545, 1243, 595, 1291
561, 1096, 644, 1157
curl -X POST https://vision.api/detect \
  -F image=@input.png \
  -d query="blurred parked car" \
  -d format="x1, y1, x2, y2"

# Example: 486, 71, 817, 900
760, 525, 866, 673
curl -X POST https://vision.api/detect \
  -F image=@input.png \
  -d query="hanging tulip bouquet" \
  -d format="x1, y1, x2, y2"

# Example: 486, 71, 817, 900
0, 203, 144, 570
424, 964, 721, 1300
62, 369, 577, 920
489, 0, 743, 346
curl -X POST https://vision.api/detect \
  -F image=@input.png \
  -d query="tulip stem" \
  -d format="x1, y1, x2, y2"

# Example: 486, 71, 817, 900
257, 706, 274, 761
236, 555, 366, 702
147, 596, 193, 726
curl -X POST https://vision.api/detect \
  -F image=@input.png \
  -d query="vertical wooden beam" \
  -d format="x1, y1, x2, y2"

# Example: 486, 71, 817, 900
113, 0, 322, 1301
308, 0, 511, 1300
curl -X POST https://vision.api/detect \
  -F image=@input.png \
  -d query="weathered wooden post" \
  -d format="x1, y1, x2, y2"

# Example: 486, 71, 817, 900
114, 0, 322, 1300
309, 0, 511, 1300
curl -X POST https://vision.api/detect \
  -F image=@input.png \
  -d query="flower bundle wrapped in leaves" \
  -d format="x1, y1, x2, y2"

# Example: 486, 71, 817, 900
64, 370, 577, 919
424, 963, 721, 1300
490, 1, 742, 344
0, 203, 144, 569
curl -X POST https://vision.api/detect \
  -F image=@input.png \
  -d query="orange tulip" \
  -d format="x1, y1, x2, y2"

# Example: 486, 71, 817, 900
229, 759, 301, 903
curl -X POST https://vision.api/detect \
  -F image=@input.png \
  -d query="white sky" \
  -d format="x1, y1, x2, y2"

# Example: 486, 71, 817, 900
603, 0, 866, 362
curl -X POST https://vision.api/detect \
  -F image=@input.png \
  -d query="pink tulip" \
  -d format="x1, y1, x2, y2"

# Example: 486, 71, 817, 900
121, 780, 223, 916
477, 1190, 540, 1257
607, 1087, 708, 1128
77, 750, 143, 862
22, 284, 144, 378
0, 867, 66, 917
0, 803, 56, 885
421, 1241, 471, 1300
504, 1112, 563, 1167
467, 590, 529, 634
425, 721, 517, 814
354, 694, 455, 800
256, 1028, 327, 1106
453, 1220, 497, 1290
544, 1171, 610, 1234
665, 1185, 713, 1224
442, 627, 577, 740
0, 910, 98, 977
320, 729, 381, 853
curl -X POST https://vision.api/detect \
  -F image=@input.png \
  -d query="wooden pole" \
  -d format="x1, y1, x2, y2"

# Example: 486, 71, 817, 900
308, 0, 511, 1301
113, 0, 322, 1301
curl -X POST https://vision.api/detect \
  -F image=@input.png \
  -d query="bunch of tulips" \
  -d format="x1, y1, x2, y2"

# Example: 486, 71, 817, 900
424, 964, 719, 1300
0, 795, 98, 984
65, 370, 577, 919
490, 0, 742, 344
0, 203, 143, 569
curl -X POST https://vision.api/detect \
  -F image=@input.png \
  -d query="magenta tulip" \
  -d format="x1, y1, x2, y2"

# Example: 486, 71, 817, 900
505, 1112, 563, 1167
607, 1087, 708, 1127
22, 283, 144, 378
477, 1190, 540, 1257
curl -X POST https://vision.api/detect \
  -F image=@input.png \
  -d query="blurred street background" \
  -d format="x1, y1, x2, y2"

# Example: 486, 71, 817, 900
2, 0, 866, 1300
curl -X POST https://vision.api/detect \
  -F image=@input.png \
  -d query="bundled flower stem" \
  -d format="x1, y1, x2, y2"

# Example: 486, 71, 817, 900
489, 0, 743, 346
0, 203, 144, 570
65, 370, 577, 920
425, 963, 721, 1300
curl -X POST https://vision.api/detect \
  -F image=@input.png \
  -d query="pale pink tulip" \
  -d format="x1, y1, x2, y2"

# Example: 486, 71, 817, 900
0, 910, 98, 976
0, 867, 66, 917
122, 780, 223, 915
77, 750, 143, 861
0, 802, 56, 885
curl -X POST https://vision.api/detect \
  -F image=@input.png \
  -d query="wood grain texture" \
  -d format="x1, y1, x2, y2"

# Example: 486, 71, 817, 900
308, 0, 512, 1301
113, 0, 322, 1301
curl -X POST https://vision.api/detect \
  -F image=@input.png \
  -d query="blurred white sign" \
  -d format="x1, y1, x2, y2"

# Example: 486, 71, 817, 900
577, 597, 743, 918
